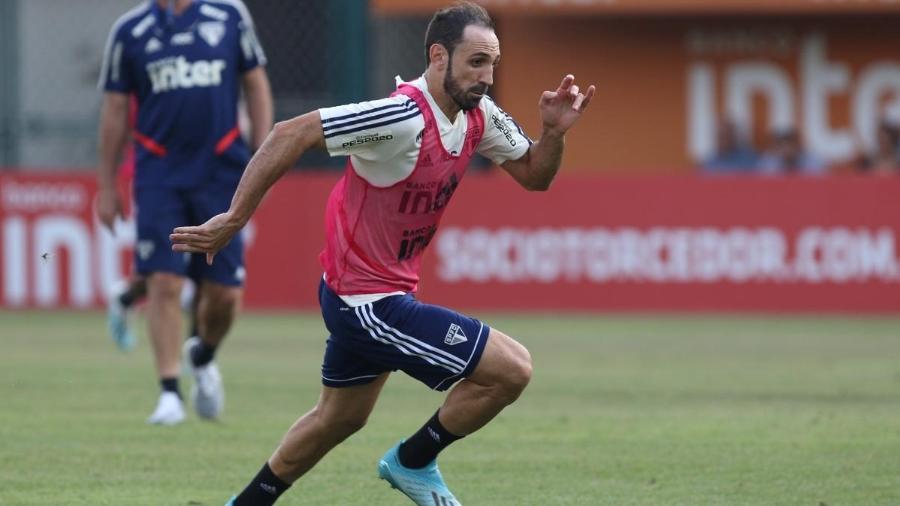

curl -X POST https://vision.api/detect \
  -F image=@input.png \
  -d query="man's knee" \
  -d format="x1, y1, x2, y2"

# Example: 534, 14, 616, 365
501, 342, 532, 401
202, 283, 242, 312
313, 404, 369, 439
333, 414, 368, 437
148, 272, 183, 300
473, 330, 534, 403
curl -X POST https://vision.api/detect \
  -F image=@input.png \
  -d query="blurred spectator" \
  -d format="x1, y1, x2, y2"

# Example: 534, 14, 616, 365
702, 120, 759, 173
856, 120, 899, 175
757, 128, 826, 175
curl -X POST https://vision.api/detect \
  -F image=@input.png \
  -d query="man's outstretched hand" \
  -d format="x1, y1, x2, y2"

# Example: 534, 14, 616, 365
540, 74, 596, 137
169, 212, 241, 265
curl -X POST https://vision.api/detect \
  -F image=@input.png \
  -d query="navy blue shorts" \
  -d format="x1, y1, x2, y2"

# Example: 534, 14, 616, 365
318, 280, 490, 391
134, 184, 244, 286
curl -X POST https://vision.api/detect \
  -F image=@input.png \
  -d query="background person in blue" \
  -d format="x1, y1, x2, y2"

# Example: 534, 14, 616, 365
96, 0, 273, 425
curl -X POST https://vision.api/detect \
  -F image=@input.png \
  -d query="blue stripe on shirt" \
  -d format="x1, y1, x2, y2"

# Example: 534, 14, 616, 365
323, 102, 419, 135
324, 109, 423, 139
322, 99, 416, 127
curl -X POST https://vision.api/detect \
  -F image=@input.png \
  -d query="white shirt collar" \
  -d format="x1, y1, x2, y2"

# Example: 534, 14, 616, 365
397, 75, 462, 127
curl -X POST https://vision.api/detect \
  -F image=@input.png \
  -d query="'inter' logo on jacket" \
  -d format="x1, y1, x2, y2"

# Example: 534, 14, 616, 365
146, 56, 227, 93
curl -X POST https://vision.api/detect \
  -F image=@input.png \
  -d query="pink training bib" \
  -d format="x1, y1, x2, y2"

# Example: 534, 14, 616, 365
320, 84, 485, 295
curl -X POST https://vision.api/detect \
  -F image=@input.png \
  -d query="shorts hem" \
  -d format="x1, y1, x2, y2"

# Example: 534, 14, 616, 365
321, 374, 381, 388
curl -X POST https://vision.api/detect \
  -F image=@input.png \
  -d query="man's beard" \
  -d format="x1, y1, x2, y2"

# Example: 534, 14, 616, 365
444, 58, 488, 112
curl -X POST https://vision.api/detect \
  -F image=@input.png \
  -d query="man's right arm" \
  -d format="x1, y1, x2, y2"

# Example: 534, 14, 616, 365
170, 111, 326, 261
229, 111, 326, 226
96, 91, 130, 230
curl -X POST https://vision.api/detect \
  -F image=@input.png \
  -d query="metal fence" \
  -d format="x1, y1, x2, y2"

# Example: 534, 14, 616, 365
0, 0, 431, 169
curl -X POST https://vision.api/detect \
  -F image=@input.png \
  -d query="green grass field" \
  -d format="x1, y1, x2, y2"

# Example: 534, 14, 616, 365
1, 310, 899, 505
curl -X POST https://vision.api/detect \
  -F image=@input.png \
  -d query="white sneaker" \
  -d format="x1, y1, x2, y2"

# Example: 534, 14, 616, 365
107, 280, 136, 351
184, 337, 225, 420
146, 391, 185, 425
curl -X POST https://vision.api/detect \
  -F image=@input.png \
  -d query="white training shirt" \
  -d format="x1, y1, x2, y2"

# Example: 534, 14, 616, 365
318, 76, 533, 306
318, 75, 532, 187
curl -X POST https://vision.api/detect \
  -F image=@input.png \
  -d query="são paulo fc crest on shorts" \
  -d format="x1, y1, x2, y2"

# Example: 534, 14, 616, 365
198, 21, 225, 47
137, 240, 155, 260
444, 323, 468, 346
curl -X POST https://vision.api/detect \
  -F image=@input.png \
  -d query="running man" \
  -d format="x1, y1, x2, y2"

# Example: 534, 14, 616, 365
97, 0, 273, 425
171, 2, 594, 504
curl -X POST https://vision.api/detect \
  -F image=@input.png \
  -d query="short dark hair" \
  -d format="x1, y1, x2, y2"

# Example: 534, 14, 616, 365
424, 2, 495, 66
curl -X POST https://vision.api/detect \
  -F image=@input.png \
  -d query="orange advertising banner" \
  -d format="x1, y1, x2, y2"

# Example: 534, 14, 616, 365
372, 0, 900, 15
488, 17, 900, 172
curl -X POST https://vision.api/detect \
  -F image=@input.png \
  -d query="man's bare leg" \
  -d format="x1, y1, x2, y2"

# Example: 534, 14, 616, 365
196, 280, 242, 347
146, 272, 185, 380
438, 328, 533, 435
230, 374, 390, 505
378, 329, 532, 505
399, 328, 532, 466
145, 272, 186, 425
184, 280, 243, 419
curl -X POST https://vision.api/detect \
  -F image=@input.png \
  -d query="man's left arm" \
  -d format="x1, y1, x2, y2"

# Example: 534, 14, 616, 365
242, 67, 274, 151
501, 74, 595, 191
